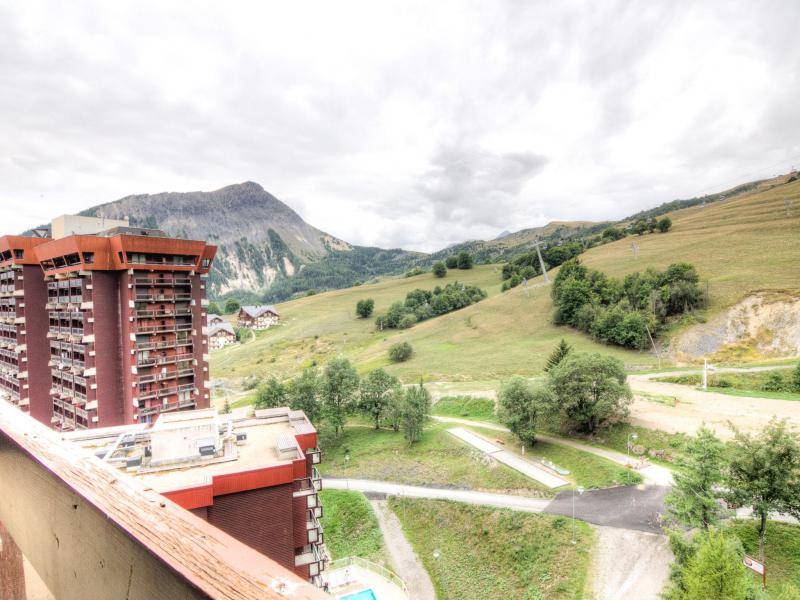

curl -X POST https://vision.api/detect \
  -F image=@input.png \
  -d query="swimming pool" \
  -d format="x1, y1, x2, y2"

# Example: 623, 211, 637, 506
339, 590, 377, 600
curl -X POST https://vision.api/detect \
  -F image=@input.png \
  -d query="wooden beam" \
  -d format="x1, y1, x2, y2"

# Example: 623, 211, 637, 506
0, 402, 328, 600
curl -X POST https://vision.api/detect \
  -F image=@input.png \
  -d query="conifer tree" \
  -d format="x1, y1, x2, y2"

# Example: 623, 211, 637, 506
544, 339, 572, 372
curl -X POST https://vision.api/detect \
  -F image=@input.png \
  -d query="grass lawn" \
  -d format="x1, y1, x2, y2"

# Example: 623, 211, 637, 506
465, 426, 643, 489
319, 489, 387, 565
389, 497, 594, 600
580, 422, 690, 467
318, 421, 550, 497
727, 520, 800, 597
432, 396, 497, 422
210, 178, 800, 387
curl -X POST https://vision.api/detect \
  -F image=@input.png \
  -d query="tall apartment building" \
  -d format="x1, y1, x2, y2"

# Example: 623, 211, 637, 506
64, 407, 327, 585
0, 236, 52, 423
32, 218, 216, 430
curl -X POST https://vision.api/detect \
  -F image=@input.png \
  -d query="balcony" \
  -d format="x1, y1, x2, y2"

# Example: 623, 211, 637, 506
134, 293, 192, 303
135, 339, 193, 351
294, 543, 325, 568
137, 368, 194, 385
136, 352, 193, 367
134, 307, 192, 319
133, 276, 192, 286
134, 322, 193, 335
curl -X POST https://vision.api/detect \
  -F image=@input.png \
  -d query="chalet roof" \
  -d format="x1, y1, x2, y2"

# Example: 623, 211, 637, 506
208, 322, 235, 336
241, 305, 279, 318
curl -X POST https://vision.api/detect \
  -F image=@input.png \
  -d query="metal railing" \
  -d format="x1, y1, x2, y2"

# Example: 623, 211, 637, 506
326, 556, 410, 597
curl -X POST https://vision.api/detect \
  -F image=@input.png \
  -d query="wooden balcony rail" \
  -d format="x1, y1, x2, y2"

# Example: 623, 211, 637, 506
0, 402, 329, 600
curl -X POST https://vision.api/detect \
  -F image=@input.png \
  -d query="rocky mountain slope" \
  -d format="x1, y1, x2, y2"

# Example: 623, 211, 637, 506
81, 182, 354, 295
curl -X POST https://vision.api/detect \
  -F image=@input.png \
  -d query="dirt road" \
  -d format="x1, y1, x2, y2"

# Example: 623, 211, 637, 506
628, 371, 800, 438
590, 526, 672, 600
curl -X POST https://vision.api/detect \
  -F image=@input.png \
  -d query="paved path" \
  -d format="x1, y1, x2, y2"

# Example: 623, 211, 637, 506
370, 499, 436, 600
432, 416, 674, 486
447, 427, 569, 489
591, 526, 672, 600
324, 478, 668, 533
324, 478, 551, 512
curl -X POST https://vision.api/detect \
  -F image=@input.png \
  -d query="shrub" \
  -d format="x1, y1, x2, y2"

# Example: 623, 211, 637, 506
356, 298, 375, 318
389, 341, 413, 362
445, 256, 458, 269
762, 371, 785, 392
657, 216, 673, 233
432, 261, 447, 278
404, 267, 426, 278
375, 282, 486, 330
601, 227, 626, 242
792, 362, 800, 393
456, 251, 473, 269
224, 298, 241, 314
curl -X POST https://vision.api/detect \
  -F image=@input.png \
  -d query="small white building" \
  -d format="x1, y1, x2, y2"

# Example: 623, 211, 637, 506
208, 321, 237, 350
237, 305, 280, 330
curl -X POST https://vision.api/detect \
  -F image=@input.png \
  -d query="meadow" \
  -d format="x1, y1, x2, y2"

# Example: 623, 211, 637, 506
210, 177, 800, 385
389, 498, 594, 600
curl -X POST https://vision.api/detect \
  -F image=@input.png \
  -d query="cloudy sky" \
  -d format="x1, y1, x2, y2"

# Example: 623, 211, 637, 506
2, 1, 799, 251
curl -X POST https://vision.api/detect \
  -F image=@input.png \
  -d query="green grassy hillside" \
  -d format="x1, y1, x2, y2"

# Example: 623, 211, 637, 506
210, 177, 800, 384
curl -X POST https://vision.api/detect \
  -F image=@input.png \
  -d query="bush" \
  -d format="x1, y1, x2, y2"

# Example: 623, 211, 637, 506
356, 298, 375, 318
404, 267, 426, 278
445, 256, 458, 269
375, 282, 487, 330
657, 216, 673, 233
792, 362, 800, 393
601, 227, 626, 242
208, 301, 222, 315
389, 341, 413, 362
456, 251, 473, 269
224, 298, 241, 314
762, 371, 785, 392
432, 261, 447, 278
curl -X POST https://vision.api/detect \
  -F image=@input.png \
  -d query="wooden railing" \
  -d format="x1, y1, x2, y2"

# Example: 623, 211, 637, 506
0, 402, 329, 600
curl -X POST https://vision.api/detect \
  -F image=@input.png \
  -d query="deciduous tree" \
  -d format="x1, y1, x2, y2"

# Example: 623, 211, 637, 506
356, 298, 375, 318
548, 353, 632, 434
286, 367, 322, 424
255, 377, 286, 409
726, 418, 800, 561
359, 368, 401, 429
321, 357, 360, 436
400, 383, 431, 444
497, 377, 550, 445
432, 261, 447, 278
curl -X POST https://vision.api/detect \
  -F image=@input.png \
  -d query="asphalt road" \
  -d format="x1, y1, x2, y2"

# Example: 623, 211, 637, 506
543, 485, 669, 533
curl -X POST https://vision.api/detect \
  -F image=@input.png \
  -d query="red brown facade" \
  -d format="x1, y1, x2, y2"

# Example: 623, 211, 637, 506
0, 236, 52, 423
35, 230, 217, 430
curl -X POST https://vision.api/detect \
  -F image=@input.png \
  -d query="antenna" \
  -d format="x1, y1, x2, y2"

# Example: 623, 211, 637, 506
530, 239, 550, 283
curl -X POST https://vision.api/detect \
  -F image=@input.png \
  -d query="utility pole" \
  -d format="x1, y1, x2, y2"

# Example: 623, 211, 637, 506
531, 239, 550, 283
630, 242, 639, 259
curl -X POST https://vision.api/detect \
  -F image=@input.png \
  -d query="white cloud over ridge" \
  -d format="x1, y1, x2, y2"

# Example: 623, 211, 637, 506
1, 1, 799, 251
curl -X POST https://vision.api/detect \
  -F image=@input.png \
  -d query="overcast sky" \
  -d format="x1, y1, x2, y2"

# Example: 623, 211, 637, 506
2, 1, 799, 251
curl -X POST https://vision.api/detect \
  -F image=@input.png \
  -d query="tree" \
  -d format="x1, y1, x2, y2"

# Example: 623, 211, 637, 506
682, 530, 753, 600
601, 227, 626, 242
356, 298, 375, 318
497, 377, 550, 445
445, 255, 458, 269
658, 216, 673, 233
432, 261, 447, 278
321, 357, 360, 436
254, 377, 286, 409
221, 399, 231, 414
286, 368, 322, 424
400, 383, 431, 443
632, 219, 648, 236
384, 388, 405, 432
548, 353, 633, 434
665, 426, 725, 530
544, 339, 572, 372
456, 251, 473, 270
726, 418, 800, 562
388, 341, 413, 362
224, 298, 241, 314
208, 301, 222, 315
359, 368, 400, 429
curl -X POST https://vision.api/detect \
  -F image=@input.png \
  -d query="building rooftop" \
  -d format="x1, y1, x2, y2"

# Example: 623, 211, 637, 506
241, 305, 280, 318
62, 407, 316, 493
208, 321, 236, 336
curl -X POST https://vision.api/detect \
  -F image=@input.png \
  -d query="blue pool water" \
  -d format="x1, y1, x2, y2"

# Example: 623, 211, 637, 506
340, 590, 377, 600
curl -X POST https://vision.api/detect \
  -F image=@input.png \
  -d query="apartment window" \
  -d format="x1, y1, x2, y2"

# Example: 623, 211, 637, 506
83, 252, 94, 264
13, 249, 23, 259
118, 251, 124, 263
201, 259, 210, 268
